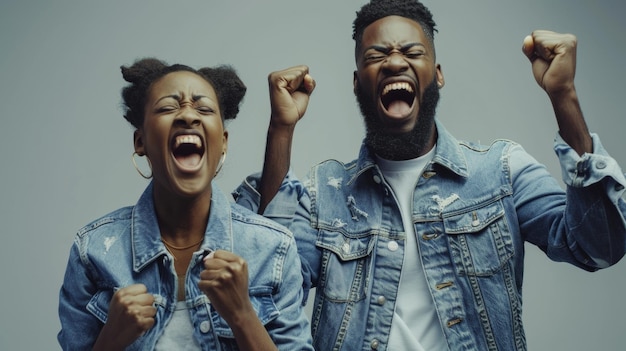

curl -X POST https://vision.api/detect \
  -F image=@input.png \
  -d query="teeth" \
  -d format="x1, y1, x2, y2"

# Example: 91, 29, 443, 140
382, 82, 414, 96
175, 135, 202, 148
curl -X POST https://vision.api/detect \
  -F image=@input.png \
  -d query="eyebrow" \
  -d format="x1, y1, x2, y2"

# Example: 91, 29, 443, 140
192, 94, 210, 102
155, 94, 211, 104
365, 42, 425, 54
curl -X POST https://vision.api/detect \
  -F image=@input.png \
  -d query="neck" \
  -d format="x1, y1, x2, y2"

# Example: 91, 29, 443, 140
153, 186, 211, 245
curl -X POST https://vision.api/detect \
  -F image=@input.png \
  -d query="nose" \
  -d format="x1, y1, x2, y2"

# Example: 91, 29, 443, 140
382, 51, 408, 74
175, 106, 201, 127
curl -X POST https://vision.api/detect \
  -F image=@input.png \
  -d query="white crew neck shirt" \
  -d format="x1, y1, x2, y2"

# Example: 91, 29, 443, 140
375, 148, 447, 351
154, 301, 202, 351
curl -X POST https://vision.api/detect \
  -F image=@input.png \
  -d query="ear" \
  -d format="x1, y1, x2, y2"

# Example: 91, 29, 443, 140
353, 70, 358, 95
222, 130, 229, 155
436, 63, 445, 89
133, 129, 146, 156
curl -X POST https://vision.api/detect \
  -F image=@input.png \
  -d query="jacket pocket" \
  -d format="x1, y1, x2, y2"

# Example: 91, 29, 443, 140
86, 289, 113, 324
211, 286, 280, 338
315, 229, 375, 302
444, 199, 515, 276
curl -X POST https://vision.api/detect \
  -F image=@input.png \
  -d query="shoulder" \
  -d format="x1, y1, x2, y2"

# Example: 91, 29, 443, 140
457, 138, 519, 152
316, 157, 358, 170
75, 206, 133, 241
228, 203, 298, 266
311, 157, 361, 183
455, 138, 525, 165
229, 202, 293, 239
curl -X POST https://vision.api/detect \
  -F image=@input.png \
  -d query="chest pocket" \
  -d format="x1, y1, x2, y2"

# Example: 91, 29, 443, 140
443, 199, 514, 276
315, 228, 376, 303
211, 286, 280, 338
87, 288, 167, 334
87, 289, 113, 324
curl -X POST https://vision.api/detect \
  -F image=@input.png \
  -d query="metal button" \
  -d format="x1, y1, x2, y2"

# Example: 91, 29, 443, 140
471, 211, 480, 227
596, 160, 607, 169
377, 295, 386, 305
447, 318, 462, 328
200, 320, 211, 333
387, 240, 398, 252
370, 339, 380, 349
436, 281, 454, 290
422, 233, 439, 240
373, 175, 382, 184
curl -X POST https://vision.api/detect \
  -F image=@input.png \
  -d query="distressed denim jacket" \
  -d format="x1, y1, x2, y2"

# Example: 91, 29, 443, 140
233, 120, 626, 351
58, 183, 313, 351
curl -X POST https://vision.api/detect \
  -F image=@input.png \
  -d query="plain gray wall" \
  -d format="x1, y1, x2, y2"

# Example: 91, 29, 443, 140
1, 1, 624, 349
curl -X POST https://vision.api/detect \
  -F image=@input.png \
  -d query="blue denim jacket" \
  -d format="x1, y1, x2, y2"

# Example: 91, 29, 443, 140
233, 120, 626, 351
58, 183, 313, 351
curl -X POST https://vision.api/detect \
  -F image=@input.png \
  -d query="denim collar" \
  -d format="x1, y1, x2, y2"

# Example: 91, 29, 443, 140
130, 182, 234, 272
354, 118, 469, 181
431, 119, 469, 178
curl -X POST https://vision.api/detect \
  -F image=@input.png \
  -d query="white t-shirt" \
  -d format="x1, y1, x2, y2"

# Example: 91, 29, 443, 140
376, 148, 447, 351
155, 301, 202, 351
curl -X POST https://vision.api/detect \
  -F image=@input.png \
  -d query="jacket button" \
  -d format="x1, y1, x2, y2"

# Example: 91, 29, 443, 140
370, 339, 380, 349
200, 320, 211, 333
596, 160, 607, 169
387, 240, 398, 252
373, 175, 382, 184
377, 295, 386, 305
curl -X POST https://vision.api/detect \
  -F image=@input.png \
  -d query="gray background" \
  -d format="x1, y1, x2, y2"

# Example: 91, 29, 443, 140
1, 1, 624, 349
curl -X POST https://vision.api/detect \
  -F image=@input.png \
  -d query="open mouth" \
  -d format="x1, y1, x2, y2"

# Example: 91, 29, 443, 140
380, 82, 415, 116
172, 134, 204, 170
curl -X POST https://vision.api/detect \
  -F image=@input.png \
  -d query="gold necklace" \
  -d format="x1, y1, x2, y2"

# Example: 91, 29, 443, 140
161, 236, 204, 261
161, 236, 204, 250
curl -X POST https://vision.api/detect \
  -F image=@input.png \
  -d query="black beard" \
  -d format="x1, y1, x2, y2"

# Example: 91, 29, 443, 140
356, 79, 440, 160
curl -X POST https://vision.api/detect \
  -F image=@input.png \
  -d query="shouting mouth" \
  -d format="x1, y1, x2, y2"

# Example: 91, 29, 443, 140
172, 134, 205, 171
380, 81, 416, 117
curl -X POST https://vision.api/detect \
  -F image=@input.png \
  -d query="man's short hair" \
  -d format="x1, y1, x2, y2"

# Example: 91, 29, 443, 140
352, 0, 437, 50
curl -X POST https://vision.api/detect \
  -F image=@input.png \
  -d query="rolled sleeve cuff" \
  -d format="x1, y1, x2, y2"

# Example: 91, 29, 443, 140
555, 133, 626, 201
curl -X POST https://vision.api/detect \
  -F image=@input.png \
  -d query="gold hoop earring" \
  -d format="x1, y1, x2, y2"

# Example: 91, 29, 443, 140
214, 152, 226, 177
132, 152, 152, 179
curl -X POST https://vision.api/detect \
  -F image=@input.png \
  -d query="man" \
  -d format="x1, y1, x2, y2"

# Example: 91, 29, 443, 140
234, 0, 626, 350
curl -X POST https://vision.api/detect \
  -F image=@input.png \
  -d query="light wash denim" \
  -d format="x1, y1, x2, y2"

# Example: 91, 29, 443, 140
233, 120, 626, 351
58, 183, 313, 351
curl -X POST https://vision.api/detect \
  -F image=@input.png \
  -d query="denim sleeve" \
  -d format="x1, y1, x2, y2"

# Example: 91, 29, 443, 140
511, 133, 626, 270
233, 170, 319, 300
267, 233, 314, 350
57, 241, 101, 350
233, 170, 303, 229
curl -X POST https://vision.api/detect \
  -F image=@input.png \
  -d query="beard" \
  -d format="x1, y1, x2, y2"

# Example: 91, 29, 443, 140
355, 78, 440, 160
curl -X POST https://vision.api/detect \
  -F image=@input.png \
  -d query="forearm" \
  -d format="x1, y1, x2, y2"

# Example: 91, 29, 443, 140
93, 329, 127, 351
549, 84, 592, 156
229, 311, 278, 351
258, 122, 295, 214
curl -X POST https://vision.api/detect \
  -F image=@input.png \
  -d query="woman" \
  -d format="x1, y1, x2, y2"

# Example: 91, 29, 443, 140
57, 58, 313, 350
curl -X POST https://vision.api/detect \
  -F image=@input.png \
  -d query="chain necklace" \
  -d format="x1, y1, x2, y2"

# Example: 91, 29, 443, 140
161, 236, 203, 301
161, 236, 204, 260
